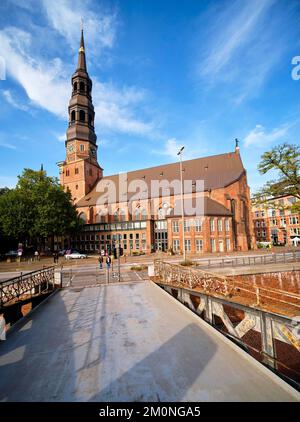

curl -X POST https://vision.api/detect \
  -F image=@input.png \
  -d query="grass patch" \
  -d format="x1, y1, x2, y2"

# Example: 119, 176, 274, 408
130, 265, 148, 271
179, 260, 194, 267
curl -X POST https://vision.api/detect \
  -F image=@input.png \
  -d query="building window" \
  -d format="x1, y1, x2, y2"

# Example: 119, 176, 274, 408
225, 218, 230, 232
79, 110, 85, 122
66, 170, 70, 176
217, 219, 223, 232
80, 144, 84, 152
75, 168, 79, 174
184, 239, 191, 252
172, 221, 179, 233
80, 81, 85, 92
195, 219, 202, 232
173, 239, 180, 252
73, 82, 78, 92
113, 211, 119, 222
141, 208, 147, 220
75, 184, 78, 190
261, 230, 266, 238
210, 218, 215, 232
291, 228, 300, 235
134, 209, 140, 221
210, 238, 216, 252
255, 211, 259, 218
226, 238, 231, 251
184, 220, 190, 232
289, 216, 299, 225
256, 221, 260, 228
70, 110, 75, 122
219, 239, 224, 252
120, 210, 126, 222
195, 239, 203, 252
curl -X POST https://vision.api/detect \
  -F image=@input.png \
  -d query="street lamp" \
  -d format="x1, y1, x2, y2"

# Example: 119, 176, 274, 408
177, 146, 186, 262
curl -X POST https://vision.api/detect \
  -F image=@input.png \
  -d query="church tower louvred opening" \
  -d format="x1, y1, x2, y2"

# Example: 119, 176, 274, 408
59, 28, 103, 203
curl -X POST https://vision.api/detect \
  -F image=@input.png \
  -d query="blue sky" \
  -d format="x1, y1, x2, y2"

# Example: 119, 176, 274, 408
0, 0, 300, 192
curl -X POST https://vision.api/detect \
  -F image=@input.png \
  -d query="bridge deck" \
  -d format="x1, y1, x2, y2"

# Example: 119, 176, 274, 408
0, 280, 299, 402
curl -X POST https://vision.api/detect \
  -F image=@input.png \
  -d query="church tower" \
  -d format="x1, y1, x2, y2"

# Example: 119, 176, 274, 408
58, 29, 102, 203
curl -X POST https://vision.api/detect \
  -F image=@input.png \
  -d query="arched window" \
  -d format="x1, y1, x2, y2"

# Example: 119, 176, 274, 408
114, 210, 119, 222
74, 82, 77, 92
88, 114, 93, 126
141, 208, 147, 220
79, 110, 85, 122
80, 82, 85, 92
71, 110, 75, 122
79, 212, 87, 223
119, 210, 126, 222
134, 209, 140, 221
87, 85, 91, 96
158, 208, 165, 220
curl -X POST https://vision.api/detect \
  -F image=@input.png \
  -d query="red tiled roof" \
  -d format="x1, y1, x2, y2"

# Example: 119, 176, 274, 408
77, 151, 244, 207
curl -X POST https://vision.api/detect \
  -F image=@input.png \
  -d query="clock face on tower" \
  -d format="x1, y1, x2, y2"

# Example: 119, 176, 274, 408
67, 143, 75, 154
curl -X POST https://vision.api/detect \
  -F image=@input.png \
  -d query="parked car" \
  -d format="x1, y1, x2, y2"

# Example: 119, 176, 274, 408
65, 251, 87, 260
5, 250, 18, 257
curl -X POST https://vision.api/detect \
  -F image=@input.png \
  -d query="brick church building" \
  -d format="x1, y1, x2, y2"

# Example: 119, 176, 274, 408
57, 30, 255, 255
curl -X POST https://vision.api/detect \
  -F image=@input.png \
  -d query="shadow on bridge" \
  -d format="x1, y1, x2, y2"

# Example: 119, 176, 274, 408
0, 283, 218, 402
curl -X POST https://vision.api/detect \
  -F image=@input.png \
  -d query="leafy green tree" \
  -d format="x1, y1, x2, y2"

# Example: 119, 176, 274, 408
252, 143, 300, 212
0, 169, 83, 250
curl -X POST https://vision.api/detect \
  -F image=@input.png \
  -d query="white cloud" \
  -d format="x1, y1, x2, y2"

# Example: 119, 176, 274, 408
0, 27, 70, 118
2, 90, 29, 111
42, 0, 117, 53
0, 26, 154, 135
0, 140, 17, 150
152, 138, 206, 160
200, 0, 274, 80
56, 133, 66, 142
196, 0, 286, 101
243, 124, 289, 148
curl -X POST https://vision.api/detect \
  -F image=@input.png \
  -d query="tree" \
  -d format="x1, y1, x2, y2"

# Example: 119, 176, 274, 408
0, 169, 83, 250
252, 143, 300, 212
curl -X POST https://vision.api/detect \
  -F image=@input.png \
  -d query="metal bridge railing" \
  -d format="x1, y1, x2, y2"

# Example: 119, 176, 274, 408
154, 260, 300, 313
154, 260, 300, 387
0, 266, 55, 309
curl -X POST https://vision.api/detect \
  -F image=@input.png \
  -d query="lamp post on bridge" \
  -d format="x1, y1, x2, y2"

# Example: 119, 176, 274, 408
177, 146, 186, 263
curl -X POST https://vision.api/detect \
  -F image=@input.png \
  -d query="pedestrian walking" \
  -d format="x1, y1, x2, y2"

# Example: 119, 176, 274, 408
0, 313, 6, 341
98, 255, 103, 269
34, 250, 39, 262
106, 255, 111, 269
